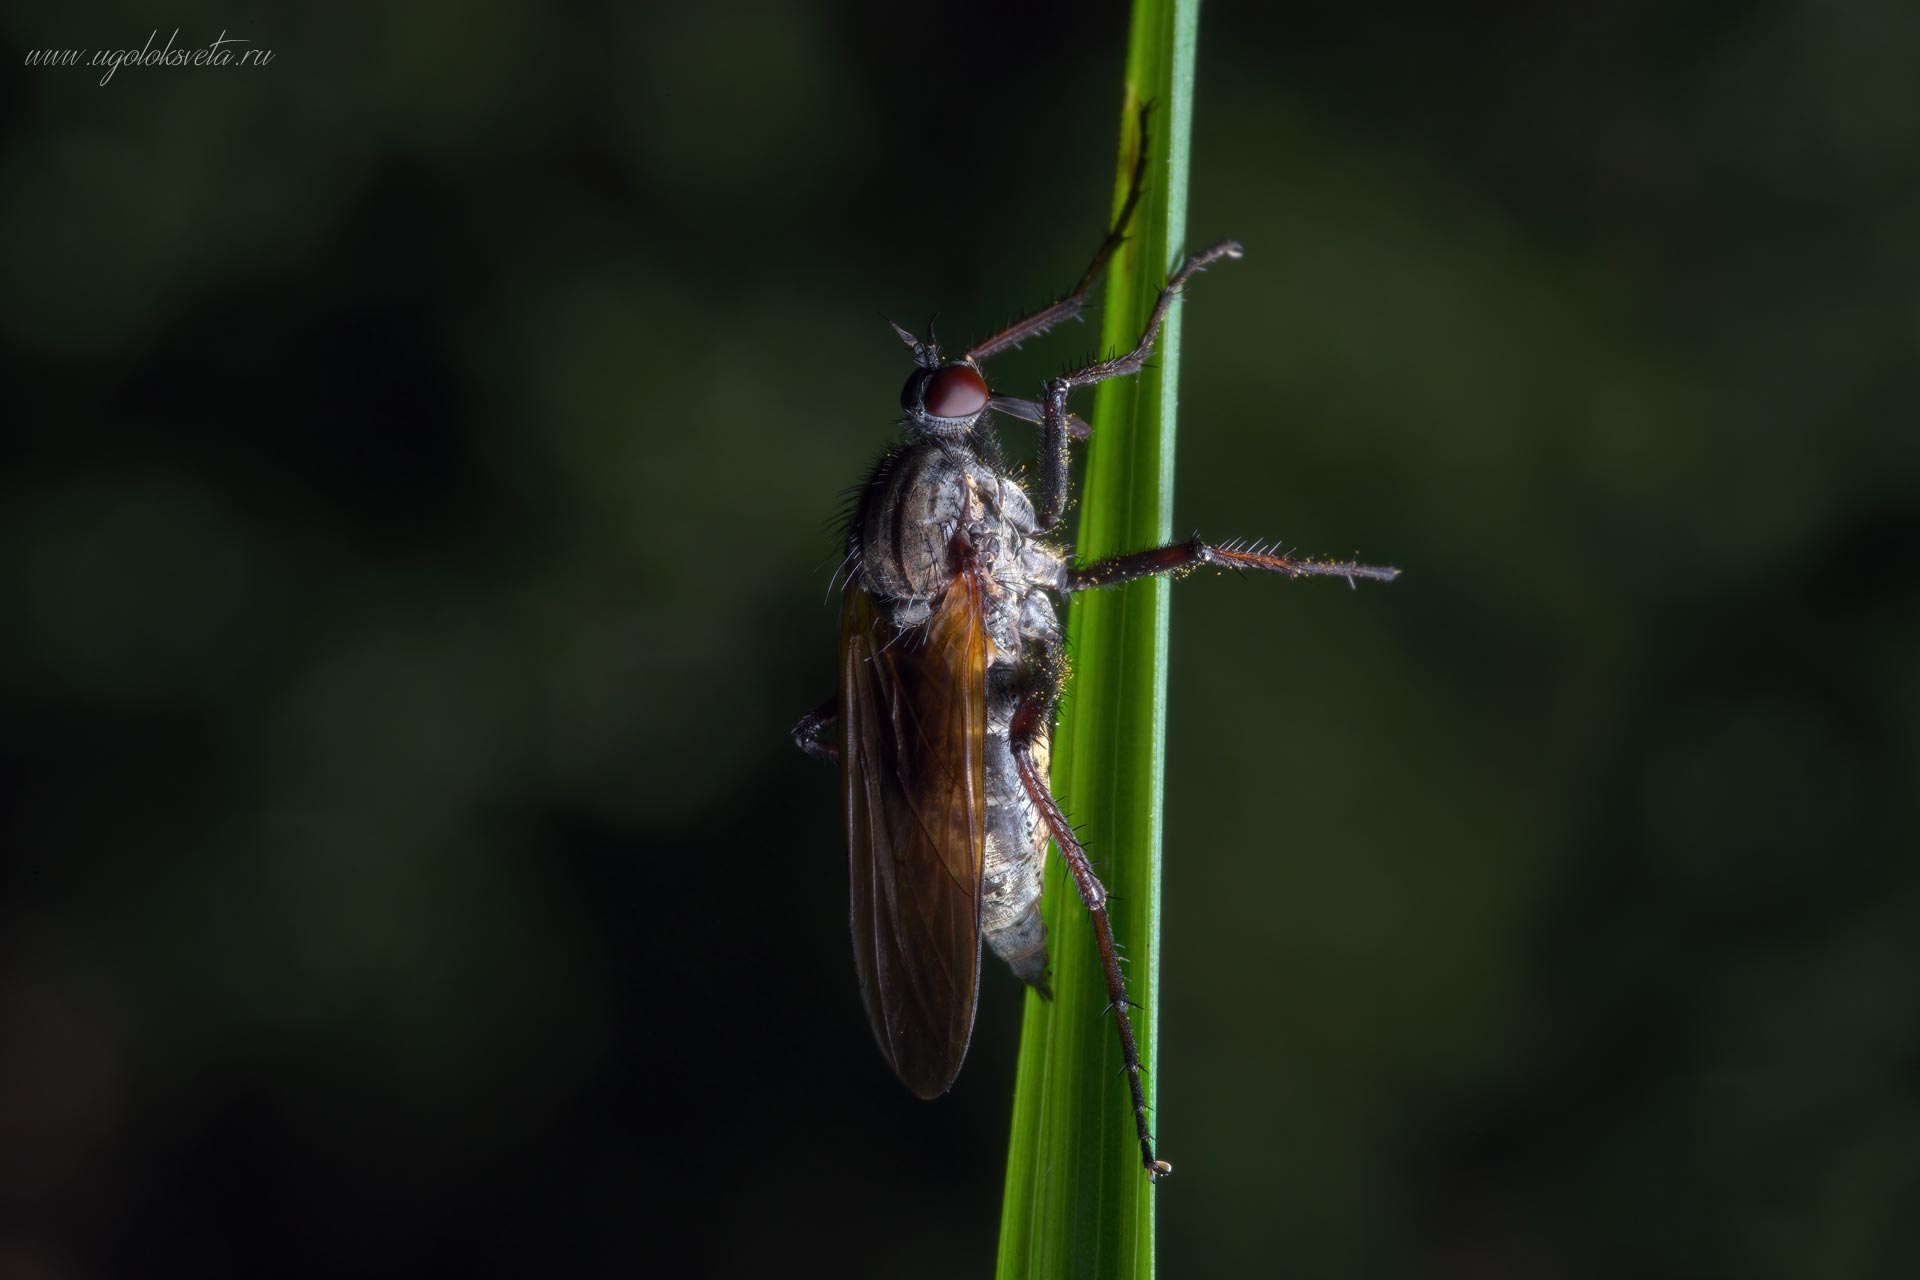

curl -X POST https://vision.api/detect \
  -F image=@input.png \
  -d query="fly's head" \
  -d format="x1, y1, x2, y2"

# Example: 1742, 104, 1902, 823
892, 321, 990, 441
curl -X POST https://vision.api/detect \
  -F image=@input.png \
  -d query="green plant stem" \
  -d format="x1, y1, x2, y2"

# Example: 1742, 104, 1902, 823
995, 2, 1201, 1277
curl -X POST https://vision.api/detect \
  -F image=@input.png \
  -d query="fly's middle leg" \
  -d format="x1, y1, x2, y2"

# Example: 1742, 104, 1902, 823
1068, 537, 1400, 593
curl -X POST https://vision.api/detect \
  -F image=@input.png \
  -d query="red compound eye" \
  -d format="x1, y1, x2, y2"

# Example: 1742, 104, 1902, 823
923, 365, 989, 418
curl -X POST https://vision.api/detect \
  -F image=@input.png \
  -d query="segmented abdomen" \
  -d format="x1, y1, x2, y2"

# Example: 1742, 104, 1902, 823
980, 699, 1052, 994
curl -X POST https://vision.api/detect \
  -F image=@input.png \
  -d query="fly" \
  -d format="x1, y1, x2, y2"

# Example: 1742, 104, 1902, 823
791, 137, 1397, 1181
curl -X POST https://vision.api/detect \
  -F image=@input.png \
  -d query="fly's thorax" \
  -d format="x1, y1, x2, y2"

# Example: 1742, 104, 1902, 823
857, 443, 968, 616
856, 440, 1062, 620
966, 460, 1037, 532
961, 458, 1067, 596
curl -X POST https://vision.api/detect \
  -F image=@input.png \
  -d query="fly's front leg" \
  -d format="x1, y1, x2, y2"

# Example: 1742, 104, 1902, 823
965, 104, 1155, 363
791, 697, 838, 764
1007, 641, 1171, 1182
1032, 240, 1245, 534
982, 395, 1093, 443
1068, 537, 1400, 592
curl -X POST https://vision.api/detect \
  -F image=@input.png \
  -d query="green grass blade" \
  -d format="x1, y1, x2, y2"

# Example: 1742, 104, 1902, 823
996, 2, 1202, 1277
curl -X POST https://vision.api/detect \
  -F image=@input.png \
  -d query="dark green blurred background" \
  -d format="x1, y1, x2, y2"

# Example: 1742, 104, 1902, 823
5, 2, 1918, 1276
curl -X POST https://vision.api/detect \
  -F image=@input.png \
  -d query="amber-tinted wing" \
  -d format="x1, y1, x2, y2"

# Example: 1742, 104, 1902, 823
840, 573, 989, 1098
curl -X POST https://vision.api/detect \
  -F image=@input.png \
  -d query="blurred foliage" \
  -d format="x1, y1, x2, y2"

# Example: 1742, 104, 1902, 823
2, 2, 1917, 1278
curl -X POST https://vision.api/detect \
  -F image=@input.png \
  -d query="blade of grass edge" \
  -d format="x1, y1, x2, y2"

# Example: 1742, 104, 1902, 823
996, 3, 1201, 1278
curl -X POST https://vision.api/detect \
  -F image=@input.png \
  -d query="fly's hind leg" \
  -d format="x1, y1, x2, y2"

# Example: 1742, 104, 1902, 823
1006, 638, 1171, 1182
791, 697, 837, 764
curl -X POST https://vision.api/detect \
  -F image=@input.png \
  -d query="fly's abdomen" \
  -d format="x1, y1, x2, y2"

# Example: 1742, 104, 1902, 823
981, 725, 1052, 994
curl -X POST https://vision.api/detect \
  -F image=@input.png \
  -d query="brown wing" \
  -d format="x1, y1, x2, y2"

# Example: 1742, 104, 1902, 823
840, 572, 989, 1098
